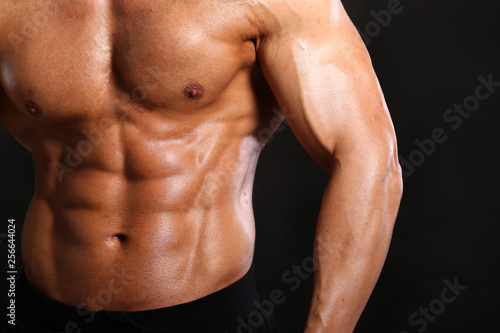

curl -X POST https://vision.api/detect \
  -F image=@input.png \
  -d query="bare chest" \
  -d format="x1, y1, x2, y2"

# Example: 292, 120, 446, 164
0, 0, 258, 123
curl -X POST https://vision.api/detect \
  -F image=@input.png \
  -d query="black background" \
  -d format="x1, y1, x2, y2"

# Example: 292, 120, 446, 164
1, 0, 499, 332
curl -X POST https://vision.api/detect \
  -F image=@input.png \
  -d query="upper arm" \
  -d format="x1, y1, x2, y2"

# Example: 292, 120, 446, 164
257, 0, 398, 174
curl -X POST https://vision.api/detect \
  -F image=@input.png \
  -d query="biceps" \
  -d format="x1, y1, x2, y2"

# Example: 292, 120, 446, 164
258, 8, 394, 171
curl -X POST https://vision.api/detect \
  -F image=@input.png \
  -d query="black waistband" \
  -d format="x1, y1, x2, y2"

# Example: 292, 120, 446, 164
14, 265, 261, 333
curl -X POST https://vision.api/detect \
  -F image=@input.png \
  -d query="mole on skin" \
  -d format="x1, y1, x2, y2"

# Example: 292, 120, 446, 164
183, 82, 205, 100
25, 100, 43, 117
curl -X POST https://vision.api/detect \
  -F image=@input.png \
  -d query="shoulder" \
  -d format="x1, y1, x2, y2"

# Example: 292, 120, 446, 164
250, 0, 352, 50
252, 0, 341, 32
252, 0, 363, 60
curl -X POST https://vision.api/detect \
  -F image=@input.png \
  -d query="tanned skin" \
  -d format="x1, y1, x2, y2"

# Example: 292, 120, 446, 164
0, 0, 402, 331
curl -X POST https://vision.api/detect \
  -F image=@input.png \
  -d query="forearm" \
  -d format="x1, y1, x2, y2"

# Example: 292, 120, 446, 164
304, 153, 403, 333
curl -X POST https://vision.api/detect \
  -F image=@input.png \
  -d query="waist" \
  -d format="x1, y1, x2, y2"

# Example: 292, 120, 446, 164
14, 264, 267, 333
21, 202, 256, 311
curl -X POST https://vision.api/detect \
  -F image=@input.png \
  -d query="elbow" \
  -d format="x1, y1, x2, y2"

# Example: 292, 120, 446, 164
387, 155, 404, 215
358, 135, 404, 211
366, 144, 403, 237
381, 140, 404, 222
392, 159, 404, 203
366, 131, 404, 203
330, 130, 404, 205
387, 140, 404, 204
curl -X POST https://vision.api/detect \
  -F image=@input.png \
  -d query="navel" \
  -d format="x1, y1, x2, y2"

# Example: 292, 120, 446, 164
183, 82, 205, 100
112, 233, 128, 242
25, 100, 43, 117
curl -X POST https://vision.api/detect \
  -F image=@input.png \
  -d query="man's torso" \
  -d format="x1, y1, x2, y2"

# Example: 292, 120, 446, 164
0, 0, 280, 311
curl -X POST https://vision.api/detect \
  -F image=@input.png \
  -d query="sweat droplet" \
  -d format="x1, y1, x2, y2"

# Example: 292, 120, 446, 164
25, 100, 43, 117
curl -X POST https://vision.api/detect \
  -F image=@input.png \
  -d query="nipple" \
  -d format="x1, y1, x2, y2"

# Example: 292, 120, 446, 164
25, 100, 43, 117
183, 82, 205, 100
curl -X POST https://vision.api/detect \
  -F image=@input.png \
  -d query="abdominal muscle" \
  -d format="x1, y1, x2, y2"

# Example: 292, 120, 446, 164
21, 119, 261, 312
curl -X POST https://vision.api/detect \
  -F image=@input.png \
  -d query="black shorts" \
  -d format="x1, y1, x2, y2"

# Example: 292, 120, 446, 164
2, 265, 279, 333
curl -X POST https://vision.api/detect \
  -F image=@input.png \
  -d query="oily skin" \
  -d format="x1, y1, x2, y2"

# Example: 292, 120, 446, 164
0, 0, 402, 331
